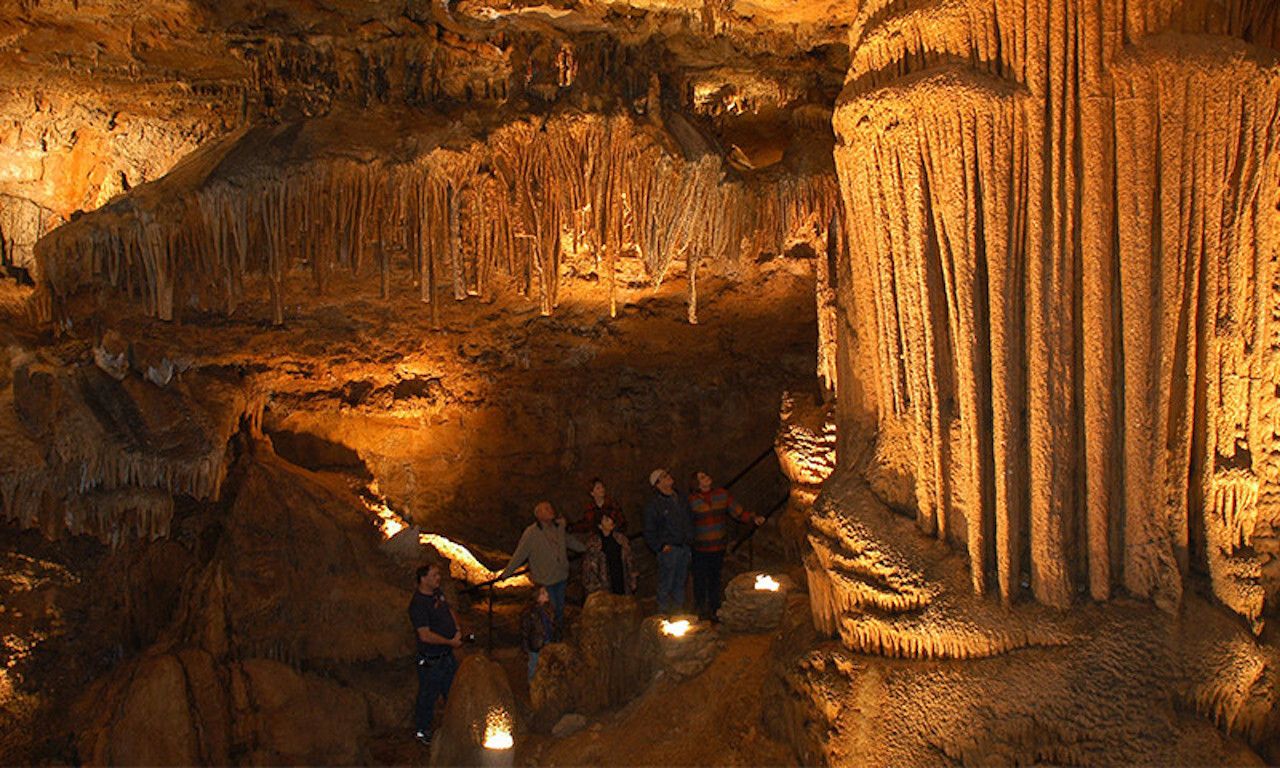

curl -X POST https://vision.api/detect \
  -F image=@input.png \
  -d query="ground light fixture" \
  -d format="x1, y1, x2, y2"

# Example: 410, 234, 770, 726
755, 573, 781, 591
660, 618, 692, 637
483, 707, 514, 749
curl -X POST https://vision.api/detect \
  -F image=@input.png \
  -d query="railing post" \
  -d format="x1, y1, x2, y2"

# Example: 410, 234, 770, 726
487, 582, 495, 655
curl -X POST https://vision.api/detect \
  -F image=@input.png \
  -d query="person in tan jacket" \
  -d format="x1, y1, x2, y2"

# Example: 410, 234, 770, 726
497, 501, 584, 631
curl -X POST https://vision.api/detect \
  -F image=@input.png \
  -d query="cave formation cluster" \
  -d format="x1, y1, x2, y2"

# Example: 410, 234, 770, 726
826, 0, 1280, 626
3, 0, 1280, 765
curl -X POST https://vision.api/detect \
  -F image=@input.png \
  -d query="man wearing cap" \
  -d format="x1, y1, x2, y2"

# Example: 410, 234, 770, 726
643, 468, 694, 614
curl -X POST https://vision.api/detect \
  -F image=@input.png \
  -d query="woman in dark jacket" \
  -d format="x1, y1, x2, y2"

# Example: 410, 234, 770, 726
581, 514, 637, 596
521, 586, 557, 680
571, 478, 627, 535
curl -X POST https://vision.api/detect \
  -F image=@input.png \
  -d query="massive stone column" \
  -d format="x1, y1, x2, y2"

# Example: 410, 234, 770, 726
833, 0, 1280, 623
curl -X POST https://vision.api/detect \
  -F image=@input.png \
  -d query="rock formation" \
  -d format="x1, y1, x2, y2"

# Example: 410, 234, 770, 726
528, 592, 657, 731
34, 110, 835, 326
71, 448, 413, 765
7, 0, 1280, 764
430, 655, 520, 768
832, 0, 1280, 625
2, 355, 261, 543
716, 570, 795, 632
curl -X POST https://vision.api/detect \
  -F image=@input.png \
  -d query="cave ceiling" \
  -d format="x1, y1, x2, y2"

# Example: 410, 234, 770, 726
0, 0, 850, 274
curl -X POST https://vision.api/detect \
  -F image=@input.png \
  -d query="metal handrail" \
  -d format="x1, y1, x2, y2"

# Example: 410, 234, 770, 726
729, 494, 789, 559
722, 445, 777, 491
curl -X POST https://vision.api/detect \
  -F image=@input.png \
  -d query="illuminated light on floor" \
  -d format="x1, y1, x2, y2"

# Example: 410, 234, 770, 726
483, 708, 515, 750
755, 573, 781, 592
360, 481, 409, 539
660, 619, 691, 637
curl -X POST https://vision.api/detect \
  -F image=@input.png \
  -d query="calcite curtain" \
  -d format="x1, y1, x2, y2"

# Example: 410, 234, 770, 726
835, 0, 1280, 623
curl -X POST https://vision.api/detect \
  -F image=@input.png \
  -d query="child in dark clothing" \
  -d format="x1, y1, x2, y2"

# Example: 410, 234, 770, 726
520, 586, 557, 680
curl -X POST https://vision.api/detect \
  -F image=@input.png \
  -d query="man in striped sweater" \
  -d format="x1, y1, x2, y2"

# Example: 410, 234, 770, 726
687, 470, 765, 622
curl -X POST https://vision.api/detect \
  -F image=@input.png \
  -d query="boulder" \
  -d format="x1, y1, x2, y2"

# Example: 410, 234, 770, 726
529, 593, 659, 731
235, 659, 370, 766
643, 615, 721, 679
529, 642, 576, 733
717, 571, 796, 633
552, 713, 587, 738
431, 654, 519, 768
575, 591, 645, 713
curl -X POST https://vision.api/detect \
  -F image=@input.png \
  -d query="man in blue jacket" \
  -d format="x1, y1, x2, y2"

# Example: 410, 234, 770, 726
643, 468, 694, 614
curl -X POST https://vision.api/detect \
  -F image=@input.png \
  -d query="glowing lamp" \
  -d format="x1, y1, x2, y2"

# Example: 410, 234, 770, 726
483, 709, 514, 750
483, 729, 513, 750
660, 619, 691, 637
754, 574, 781, 592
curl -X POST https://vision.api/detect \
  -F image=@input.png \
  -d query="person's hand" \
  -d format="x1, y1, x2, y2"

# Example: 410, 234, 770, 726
662, 544, 671, 553
451, 631, 464, 648
754, 516, 766, 526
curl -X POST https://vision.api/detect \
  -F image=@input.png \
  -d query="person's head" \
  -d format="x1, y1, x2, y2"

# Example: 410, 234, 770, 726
598, 514, 616, 535
589, 478, 606, 503
694, 471, 713, 493
649, 468, 674, 495
534, 501, 556, 525
416, 563, 442, 593
535, 586, 550, 606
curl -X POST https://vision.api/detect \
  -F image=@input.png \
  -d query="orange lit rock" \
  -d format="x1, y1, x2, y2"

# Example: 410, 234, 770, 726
833, 0, 1280, 627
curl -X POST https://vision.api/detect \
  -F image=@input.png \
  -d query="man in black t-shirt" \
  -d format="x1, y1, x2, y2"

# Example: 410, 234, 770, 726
408, 563, 463, 746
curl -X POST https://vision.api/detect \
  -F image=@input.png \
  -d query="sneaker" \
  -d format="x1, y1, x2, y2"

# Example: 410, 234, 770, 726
415, 731, 432, 746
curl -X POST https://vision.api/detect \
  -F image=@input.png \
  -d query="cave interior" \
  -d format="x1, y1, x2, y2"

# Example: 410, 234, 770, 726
2, 0, 1280, 765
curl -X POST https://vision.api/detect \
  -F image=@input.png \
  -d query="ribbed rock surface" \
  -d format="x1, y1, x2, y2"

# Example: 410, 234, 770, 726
833, 0, 1280, 627
35, 109, 835, 326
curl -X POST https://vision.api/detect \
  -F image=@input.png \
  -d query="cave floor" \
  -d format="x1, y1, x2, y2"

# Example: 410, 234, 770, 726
366, 631, 795, 767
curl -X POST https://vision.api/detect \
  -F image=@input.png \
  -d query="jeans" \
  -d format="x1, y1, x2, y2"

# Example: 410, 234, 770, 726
527, 650, 540, 681
691, 549, 725, 619
544, 579, 566, 637
414, 651, 458, 734
656, 544, 691, 614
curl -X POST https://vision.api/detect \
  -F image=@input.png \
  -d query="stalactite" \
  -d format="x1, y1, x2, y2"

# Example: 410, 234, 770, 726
36, 113, 838, 326
2, 364, 263, 544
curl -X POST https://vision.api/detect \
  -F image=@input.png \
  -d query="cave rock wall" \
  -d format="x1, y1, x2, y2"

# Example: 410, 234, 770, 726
834, 0, 1280, 623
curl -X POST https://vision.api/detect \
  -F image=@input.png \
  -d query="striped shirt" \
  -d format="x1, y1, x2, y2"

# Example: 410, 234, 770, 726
688, 488, 752, 553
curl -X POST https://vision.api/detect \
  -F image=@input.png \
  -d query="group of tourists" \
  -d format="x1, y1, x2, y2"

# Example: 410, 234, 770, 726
406, 470, 763, 746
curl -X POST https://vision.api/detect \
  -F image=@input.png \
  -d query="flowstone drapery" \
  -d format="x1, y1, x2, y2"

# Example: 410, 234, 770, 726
832, 0, 1280, 625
